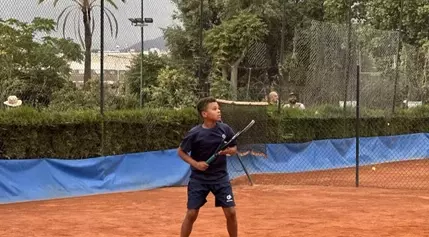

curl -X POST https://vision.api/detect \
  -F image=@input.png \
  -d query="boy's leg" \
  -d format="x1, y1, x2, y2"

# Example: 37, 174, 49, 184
181, 181, 210, 237
180, 209, 199, 237
212, 182, 238, 237
222, 207, 238, 237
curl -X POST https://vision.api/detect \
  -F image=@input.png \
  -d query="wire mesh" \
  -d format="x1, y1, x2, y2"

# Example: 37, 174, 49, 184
1, 0, 429, 190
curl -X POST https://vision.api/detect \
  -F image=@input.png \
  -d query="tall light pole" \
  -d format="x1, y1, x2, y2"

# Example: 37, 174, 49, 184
100, 0, 105, 156
129, 3, 153, 108
199, 0, 204, 97
100, 0, 105, 115
140, 0, 144, 108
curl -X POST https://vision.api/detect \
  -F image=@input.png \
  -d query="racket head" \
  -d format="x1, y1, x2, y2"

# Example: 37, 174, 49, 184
221, 120, 255, 149
240, 119, 255, 134
229, 119, 255, 141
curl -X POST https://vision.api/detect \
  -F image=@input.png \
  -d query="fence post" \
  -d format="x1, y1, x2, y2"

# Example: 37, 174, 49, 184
278, 0, 286, 114
391, 0, 404, 114
355, 63, 360, 187
100, 0, 105, 156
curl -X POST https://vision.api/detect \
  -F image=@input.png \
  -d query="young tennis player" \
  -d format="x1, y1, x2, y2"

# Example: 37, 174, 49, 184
178, 97, 238, 237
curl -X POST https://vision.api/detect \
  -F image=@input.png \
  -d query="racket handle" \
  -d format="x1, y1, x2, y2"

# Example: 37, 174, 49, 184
206, 155, 216, 164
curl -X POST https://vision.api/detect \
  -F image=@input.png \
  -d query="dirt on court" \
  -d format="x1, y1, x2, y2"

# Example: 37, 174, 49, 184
0, 185, 428, 236
0, 159, 428, 237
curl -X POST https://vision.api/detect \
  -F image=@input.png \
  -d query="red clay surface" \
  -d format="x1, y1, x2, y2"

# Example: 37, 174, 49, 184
232, 159, 429, 189
0, 159, 428, 237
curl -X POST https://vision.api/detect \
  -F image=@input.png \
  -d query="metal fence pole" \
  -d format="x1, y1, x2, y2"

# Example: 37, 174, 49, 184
100, 0, 105, 156
140, 0, 144, 108
355, 63, 360, 187
391, 0, 403, 114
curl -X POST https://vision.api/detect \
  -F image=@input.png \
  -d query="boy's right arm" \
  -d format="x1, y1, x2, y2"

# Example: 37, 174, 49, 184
177, 147, 208, 171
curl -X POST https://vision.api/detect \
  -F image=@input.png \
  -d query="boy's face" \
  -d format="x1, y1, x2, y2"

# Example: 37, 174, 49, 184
201, 102, 221, 122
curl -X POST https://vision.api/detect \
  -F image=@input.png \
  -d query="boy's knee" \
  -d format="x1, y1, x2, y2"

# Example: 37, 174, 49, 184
223, 207, 237, 220
186, 209, 199, 222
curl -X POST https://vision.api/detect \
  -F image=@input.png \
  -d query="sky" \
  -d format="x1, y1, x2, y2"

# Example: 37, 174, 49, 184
0, 0, 179, 51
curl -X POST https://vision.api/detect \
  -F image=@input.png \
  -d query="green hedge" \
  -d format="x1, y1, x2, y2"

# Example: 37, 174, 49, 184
1, 106, 429, 159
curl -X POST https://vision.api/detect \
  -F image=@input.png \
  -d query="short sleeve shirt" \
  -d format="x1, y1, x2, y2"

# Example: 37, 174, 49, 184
180, 122, 236, 184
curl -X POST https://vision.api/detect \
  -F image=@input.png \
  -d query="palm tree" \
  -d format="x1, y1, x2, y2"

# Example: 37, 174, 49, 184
38, 0, 126, 87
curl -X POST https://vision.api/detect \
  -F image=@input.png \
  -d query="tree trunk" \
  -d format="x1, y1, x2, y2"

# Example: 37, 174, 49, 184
266, 35, 280, 86
83, 1, 92, 88
222, 66, 228, 82
230, 64, 238, 100
230, 51, 246, 100
424, 48, 428, 85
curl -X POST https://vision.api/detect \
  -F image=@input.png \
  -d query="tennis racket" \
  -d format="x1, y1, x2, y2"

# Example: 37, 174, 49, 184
206, 120, 255, 164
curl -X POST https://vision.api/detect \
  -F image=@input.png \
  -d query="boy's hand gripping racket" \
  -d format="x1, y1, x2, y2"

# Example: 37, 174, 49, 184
206, 120, 255, 164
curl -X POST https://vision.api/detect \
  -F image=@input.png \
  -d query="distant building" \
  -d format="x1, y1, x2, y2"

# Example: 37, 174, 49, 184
68, 47, 168, 87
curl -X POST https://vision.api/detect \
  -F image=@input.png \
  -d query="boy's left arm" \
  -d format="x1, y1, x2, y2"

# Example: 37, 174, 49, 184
218, 145, 237, 156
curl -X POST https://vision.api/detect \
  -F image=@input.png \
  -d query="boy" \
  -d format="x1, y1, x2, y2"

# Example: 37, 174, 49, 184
178, 97, 238, 237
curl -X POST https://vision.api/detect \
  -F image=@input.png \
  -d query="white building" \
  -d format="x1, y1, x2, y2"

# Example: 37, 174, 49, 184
68, 48, 167, 86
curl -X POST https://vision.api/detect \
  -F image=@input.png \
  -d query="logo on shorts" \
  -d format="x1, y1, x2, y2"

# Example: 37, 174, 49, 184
226, 194, 233, 202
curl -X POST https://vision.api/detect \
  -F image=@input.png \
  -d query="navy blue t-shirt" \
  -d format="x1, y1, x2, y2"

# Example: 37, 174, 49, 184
180, 122, 237, 184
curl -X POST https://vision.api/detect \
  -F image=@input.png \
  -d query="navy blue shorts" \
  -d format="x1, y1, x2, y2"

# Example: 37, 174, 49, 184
187, 181, 236, 209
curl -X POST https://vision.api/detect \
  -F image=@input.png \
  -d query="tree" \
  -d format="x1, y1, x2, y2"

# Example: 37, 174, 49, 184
324, 0, 429, 47
38, 0, 126, 87
365, 0, 429, 47
148, 66, 199, 109
164, 0, 326, 99
49, 77, 139, 111
324, 0, 367, 24
0, 18, 83, 107
204, 11, 268, 99
163, 0, 226, 94
125, 52, 169, 103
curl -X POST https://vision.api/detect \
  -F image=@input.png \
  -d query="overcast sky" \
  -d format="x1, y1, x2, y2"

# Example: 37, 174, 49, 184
0, 0, 178, 51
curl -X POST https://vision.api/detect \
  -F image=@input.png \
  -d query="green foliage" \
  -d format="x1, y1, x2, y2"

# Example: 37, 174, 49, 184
38, 0, 126, 48
204, 10, 268, 99
0, 106, 99, 125
49, 78, 139, 111
165, 0, 326, 99
125, 52, 169, 102
325, 0, 429, 47
1, 105, 429, 159
204, 10, 268, 66
209, 70, 233, 99
147, 66, 199, 109
324, 0, 366, 23
365, 0, 429, 47
0, 106, 199, 159
163, 0, 222, 76
124, 52, 201, 109
103, 107, 199, 155
0, 17, 83, 107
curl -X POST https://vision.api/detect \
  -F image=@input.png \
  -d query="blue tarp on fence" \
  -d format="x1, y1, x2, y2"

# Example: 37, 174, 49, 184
227, 133, 429, 179
0, 149, 191, 204
1, 133, 428, 204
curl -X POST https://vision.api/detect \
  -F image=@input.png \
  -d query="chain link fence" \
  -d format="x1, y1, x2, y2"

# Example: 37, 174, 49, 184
1, 1, 429, 190
225, 19, 429, 190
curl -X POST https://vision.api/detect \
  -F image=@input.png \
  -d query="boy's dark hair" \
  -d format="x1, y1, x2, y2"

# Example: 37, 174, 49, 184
196, 97, 217, 115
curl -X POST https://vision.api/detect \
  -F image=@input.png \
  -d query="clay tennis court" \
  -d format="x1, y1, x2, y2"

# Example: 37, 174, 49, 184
0, 159, 428, 237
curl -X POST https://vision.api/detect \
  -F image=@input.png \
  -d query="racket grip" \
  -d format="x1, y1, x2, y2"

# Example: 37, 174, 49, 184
206, 155, 216, 164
